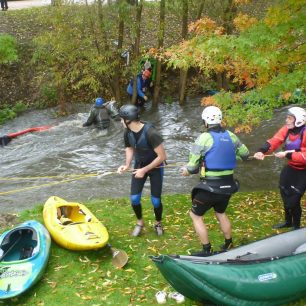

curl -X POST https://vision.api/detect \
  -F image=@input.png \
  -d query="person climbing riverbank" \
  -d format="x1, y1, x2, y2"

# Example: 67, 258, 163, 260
127, 70, 153, 108
117, 104, 167, 237
254, 106, 306, 230
181, 106, 250, 256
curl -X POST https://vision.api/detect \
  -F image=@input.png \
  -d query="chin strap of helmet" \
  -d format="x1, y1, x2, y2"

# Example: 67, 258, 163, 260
123, 119, 132, 130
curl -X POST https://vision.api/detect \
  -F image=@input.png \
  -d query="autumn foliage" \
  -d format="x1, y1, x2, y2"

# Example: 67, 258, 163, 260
162, 0, 305, 132
233, 13, 258, 32
188, 17, 224, 36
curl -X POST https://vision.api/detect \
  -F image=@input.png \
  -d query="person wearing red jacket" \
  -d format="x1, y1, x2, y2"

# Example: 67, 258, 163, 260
254, 107, 306, 230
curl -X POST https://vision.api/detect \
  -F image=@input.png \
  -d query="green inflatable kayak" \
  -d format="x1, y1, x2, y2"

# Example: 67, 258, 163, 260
152, 228, 306, 305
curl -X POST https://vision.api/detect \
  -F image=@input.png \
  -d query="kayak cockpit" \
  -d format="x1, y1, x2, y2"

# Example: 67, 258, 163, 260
0, 228, 39, 262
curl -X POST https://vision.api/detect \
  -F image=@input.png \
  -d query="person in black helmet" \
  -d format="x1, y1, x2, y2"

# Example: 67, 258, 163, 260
117, 104, 167, 237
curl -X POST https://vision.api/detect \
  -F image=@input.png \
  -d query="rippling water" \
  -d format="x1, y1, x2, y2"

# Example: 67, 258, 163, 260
0, 100, 291, 213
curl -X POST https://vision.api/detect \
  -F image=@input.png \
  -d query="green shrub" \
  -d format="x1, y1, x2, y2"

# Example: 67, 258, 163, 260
13, 101, 28, 114
0, 108, 16, 125
0, 102, 28, 125
0, 34, 18, 64
40, 85, 58, 105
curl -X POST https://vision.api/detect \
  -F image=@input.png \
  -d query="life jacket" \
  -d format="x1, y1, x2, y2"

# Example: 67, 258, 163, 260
204, 130, 236, 171
94, 105, 110, 129
284, 126, 305, 151
127, 122, 157, 166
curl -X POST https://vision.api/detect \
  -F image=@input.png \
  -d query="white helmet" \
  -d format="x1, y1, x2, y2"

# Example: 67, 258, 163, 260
288, 107, 306, 127
201, 106, 222, 125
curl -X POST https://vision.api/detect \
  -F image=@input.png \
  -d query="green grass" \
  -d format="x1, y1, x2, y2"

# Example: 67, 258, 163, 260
1, 191, 306, 306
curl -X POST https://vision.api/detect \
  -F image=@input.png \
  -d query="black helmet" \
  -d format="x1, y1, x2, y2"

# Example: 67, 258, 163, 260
119, 105, 139, 121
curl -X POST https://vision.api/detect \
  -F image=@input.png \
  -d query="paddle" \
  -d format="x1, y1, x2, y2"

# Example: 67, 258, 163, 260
108, 244, 128, 268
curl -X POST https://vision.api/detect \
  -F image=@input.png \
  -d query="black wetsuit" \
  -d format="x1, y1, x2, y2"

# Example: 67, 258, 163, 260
124, 122, 164, 222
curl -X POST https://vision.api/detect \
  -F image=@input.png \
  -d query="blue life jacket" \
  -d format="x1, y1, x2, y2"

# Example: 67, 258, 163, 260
285, 126, 305, 151
204, 130, 236, 171
127, 122, 157, 166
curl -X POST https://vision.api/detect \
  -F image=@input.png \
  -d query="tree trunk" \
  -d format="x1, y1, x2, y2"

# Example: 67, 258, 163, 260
58, 81, 67, 115
196, 0, 206, 20
179, 0, 188, 105
223, 0, 237, 35
216, 73, 223, 90
112, 0, 126, 104
132, 0, 143, 104
97, 0, 124, 102
216, 0, 237, 91
153, 0, 165, 107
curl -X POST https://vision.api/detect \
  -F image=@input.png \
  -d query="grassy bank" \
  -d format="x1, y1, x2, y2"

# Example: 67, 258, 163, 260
1, 191, 306, 306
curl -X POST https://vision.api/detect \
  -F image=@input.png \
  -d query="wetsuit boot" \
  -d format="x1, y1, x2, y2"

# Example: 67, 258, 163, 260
220, 238, 233, 252
272, 208, 293, 229
191, 243, 212, 257
292, 205, 301, 230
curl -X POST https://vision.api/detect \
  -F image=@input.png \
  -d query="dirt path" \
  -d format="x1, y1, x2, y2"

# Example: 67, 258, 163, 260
3, 0, 49, 11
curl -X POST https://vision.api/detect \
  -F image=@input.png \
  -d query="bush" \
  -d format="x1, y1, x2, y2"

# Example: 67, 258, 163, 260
0, 34, 18, 64
0, 102, 28, 125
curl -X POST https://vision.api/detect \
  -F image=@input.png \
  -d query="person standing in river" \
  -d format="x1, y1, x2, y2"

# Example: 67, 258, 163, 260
254, 106, 306, 230
117, 104, 167, 237
83, 97, 120, 131
0, 0, 8, 11
181, 106, 249, 256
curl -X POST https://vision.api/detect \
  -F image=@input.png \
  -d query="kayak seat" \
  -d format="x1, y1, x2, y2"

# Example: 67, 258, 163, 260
19, 246, 34, 260
59, 216, 73, 225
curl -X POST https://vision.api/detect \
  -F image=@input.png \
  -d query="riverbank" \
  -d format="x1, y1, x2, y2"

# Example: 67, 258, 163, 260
1, 192, 305, 305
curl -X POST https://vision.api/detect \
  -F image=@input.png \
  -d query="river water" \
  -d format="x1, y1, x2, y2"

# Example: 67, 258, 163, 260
0, 99, 291, 213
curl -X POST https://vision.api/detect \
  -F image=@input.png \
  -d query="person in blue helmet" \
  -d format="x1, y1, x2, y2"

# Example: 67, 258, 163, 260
83, 97, 120, 130
117, 104, 167, 237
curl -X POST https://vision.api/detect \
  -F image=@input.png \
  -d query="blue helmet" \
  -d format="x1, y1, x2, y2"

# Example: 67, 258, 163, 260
95, 97, 104, 106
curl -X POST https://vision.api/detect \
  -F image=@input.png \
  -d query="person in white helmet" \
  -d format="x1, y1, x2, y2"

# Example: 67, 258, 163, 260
254, 106, 306, 230
181, 106, 249, 256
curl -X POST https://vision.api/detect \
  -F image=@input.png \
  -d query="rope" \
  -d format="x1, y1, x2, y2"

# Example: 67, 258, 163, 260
0, 173, 97, 181
247, 154, 275, 161
0, 162, 186, 196
0, 162, 186, 181
0, 175, 94, 196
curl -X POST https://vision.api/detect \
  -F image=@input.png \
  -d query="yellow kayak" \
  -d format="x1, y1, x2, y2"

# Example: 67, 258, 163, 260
43, 196, 109, 251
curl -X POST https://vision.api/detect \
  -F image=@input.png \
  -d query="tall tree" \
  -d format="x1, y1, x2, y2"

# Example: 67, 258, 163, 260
216, 0, 238, 90
196, 0, 206, 20
112, 0, 128, 103
178, 0, 188, 105
131, 0, 143, 104
153, 0, 166, 106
